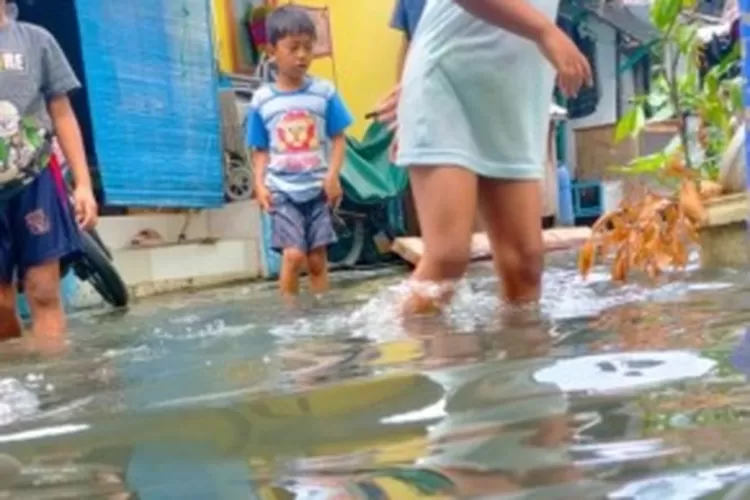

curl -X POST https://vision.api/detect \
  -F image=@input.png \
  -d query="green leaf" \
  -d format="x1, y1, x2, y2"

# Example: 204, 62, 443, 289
725, 77, 743, 111
678, 68, 699, 96
674, 24, 698, 54
648, 103, 676, 122
0, 140, 7, 164
610, 152, 668, 175
647, 89, 670, 108
614, 105, 646, 143
703, 69, 720, 95
650, 0, 682, 31
652, 72, 671, 94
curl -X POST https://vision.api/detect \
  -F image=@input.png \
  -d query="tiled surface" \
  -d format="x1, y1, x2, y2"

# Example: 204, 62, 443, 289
98, 201, 261, 251
149, 240, 251, 282
97, 212, 210, 251
112, 240, 262, 287
112, 248, 155, 286
86, 205, 265, 304
207, 200, 262, 240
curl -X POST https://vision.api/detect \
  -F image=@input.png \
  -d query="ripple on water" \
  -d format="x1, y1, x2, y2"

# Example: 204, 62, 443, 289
4, 261, 750, 498
0, 378, 39, 426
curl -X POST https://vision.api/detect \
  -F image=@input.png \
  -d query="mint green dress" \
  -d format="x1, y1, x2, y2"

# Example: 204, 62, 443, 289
395, 0, 559, 180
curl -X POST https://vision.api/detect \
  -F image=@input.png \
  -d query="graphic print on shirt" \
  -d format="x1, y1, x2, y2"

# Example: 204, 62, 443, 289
274, 109, 322, 172
0, 50, 48, 188
0, 100, 47, 186
0, 51, 25, 72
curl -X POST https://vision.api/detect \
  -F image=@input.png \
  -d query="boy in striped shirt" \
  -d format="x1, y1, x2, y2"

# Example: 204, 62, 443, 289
248, 6, 352, 299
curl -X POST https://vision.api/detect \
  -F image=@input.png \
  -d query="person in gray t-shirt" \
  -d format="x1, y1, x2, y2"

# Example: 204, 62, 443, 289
0, 0, 97, 343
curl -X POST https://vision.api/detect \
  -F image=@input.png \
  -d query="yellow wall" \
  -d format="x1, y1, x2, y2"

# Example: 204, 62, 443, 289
213, 0, 401, 137
212, 0, 236, 74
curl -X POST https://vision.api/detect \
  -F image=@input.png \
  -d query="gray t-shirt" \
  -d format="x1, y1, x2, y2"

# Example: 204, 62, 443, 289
0, 20, 79, 189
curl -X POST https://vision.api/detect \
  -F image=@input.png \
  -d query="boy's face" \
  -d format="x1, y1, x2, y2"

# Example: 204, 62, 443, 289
270, 34, 315, 82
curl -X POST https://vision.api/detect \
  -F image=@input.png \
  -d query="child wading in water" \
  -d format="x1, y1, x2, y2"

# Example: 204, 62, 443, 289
249, 6, 352, 299
0, 0, 97, 342
375, 0, 592, 313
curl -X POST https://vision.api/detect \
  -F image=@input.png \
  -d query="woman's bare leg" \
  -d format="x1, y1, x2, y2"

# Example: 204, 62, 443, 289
477, 179, 544, 304
404, 165, 477, 314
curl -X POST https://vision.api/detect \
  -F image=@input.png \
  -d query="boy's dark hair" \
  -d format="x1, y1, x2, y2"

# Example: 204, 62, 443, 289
266, 6, 317, 46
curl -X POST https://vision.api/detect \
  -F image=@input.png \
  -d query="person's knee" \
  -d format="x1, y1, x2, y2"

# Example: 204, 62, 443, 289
428, 243, 471, 280
24, 278, 62, 311
307, 250, 327, 276
500, 242, 544, 285
282, 248, 307, 273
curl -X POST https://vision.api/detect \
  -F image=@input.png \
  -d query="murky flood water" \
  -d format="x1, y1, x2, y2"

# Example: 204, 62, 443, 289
1, 254, 750, 498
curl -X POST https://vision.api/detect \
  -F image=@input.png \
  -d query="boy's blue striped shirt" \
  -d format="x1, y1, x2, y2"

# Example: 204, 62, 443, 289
247, 78, 352, 203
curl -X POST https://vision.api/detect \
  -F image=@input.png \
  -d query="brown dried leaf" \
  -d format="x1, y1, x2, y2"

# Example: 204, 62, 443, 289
671, 238, 688, 268
612, 250, 629, 282
679, 180, 707, 224
699, 180, 722, 200
682, 216, 700, 242
578, 240, 596, 279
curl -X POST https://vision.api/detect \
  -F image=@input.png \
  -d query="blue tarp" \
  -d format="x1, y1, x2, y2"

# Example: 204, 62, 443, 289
75, 0, 224, 208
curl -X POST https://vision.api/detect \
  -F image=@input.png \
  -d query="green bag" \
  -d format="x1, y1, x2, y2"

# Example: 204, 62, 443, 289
341, 121, 408, 205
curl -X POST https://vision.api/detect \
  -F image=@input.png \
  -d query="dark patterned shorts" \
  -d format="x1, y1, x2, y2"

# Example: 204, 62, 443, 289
270, 196, 337, 253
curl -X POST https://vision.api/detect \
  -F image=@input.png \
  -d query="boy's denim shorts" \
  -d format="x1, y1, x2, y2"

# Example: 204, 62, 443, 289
269, 195, 337, 253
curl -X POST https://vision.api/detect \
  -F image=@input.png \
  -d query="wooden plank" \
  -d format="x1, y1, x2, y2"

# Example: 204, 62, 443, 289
392, 227, 593, 266
704, 193, 750, 227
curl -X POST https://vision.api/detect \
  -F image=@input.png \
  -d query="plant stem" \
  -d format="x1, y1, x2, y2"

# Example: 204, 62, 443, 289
668, 50, 694, 171
662, 18, 694, 171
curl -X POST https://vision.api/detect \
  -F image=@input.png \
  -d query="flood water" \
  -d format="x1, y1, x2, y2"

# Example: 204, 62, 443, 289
1, 253, 750, 498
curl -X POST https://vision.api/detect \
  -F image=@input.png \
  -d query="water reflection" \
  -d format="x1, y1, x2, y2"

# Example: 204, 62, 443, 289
0, 262, 749, 497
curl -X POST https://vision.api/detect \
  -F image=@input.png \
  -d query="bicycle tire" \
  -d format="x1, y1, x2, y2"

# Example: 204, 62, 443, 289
72, 232, 129, 308
86, 228, 112, 260
328, 214, 366, 269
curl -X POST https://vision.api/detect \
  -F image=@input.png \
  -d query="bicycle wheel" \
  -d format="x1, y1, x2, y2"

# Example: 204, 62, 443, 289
328, 212, 366, 268
86, 228, 112, 259
72, 231, 129, 308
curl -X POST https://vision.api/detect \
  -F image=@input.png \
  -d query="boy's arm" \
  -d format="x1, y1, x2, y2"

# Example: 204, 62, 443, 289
41, 31, 97, 228
252, 149, 269, 191
328, 135, 346, 178
325, 90, 353, 177
246, 104, 272, 207
48, 97, 89, 190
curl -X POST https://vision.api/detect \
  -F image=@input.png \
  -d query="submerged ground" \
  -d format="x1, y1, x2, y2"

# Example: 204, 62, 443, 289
0, 253, 750, 498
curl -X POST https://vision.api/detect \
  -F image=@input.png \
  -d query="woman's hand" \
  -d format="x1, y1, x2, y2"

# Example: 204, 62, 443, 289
536, 25, 592, 97
370, 84, 401, 130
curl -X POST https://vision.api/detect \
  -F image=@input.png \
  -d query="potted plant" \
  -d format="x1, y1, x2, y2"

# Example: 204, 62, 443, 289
578, 0, 744, 281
